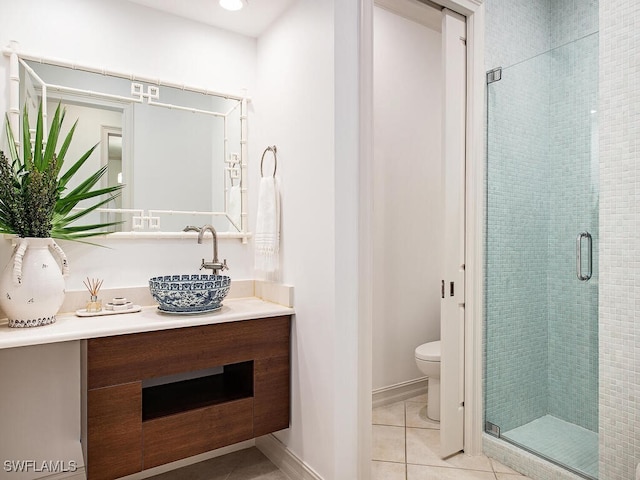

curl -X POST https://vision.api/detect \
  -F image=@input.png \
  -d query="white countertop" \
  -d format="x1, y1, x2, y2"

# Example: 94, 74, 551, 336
0, 297, 294, 350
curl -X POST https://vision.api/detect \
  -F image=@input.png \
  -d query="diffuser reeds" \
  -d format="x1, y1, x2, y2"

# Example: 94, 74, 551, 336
83, 277, 103, 312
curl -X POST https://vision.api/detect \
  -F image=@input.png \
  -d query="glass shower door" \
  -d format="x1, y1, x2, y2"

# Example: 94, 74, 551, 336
485, 32, 599, 480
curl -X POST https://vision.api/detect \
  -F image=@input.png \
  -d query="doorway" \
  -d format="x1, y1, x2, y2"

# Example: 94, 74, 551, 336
361, 0, 487, 478
370, 0, 468, 475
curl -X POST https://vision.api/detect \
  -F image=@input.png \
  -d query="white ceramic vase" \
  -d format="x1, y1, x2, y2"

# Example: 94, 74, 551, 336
0, 237, 69, 328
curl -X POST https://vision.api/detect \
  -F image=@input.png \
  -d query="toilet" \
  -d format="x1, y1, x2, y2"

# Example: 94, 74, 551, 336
414, 340, 441, 421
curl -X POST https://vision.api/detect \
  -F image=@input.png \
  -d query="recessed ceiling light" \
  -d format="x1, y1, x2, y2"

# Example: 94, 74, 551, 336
219, 0, 244, 11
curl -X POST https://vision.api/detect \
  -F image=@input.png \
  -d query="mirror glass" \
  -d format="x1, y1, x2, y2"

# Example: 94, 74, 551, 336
19, 60, 246, 235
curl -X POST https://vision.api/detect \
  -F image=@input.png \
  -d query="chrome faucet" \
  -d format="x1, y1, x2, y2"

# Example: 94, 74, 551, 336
183, 225, 229, 274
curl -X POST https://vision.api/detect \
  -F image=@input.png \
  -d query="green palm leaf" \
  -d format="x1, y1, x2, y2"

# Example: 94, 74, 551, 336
33, 103, 44, 171
53, 221, 123, 233
42, 103, 63, 171
4, 114, 19, 163
0, 101, 123, 240
22, 107, 32, 170
54, 195, 118, 226
56, 185, 123, 218
58, 141, 98, 190
48, 230, 122, 244
56, 119, 78, 175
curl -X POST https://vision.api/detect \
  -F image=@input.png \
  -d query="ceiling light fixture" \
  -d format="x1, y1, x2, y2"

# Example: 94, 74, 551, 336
219, 0, 244, 11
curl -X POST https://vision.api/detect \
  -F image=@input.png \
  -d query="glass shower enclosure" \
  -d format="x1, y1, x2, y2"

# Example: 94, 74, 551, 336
484, 30, 599, 480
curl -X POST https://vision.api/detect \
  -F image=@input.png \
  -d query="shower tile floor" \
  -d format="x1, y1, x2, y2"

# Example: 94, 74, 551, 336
502, 415, 598, 479
373, 395, 533, 479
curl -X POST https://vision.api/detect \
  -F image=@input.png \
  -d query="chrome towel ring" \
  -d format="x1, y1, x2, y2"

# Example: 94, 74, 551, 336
261, 145, 277, 178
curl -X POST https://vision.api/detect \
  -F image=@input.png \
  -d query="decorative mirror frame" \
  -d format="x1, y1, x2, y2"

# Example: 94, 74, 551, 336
3, 43, 251, 242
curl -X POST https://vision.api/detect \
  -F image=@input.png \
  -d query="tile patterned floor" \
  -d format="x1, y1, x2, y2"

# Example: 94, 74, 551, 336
124, 397, 536, 480
373, 395, 533, 480
145, 447, 289, 480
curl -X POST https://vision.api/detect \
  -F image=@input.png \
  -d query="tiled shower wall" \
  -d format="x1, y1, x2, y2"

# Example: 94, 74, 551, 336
484, 0, 553, 434
484, 0, 552, 70
485, 0, 551, 431
551, 0, 599, 47
485, 50, 551, 432
598, 0, 640, 478
485, 0, 599, 435
547, 33, 599, 432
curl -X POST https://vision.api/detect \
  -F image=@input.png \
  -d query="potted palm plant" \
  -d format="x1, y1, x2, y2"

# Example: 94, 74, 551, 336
0, 102, 123, 327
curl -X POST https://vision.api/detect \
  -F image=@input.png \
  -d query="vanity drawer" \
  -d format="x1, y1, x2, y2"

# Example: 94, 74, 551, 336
142, 397, 254, 468
87, 382, 142, 480
255, 355, 290, 436
87, 316, 291, 389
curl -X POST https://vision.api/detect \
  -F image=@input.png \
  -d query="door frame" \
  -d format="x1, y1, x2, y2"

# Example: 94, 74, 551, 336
358, 0, 485, 476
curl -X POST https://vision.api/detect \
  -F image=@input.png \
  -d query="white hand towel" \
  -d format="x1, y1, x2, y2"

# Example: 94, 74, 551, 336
228, 184, 242, 230
254, 176, 280, 276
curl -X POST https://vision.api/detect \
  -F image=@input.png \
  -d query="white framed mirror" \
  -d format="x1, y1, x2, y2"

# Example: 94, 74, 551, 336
6, 48, 250, 241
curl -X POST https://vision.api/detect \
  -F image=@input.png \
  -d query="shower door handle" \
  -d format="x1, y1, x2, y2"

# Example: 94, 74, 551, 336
576, 232, 592, 281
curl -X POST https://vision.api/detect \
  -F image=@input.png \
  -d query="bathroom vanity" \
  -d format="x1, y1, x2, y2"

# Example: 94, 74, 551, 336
83, 314, 291, 480
0, 295, 293, 480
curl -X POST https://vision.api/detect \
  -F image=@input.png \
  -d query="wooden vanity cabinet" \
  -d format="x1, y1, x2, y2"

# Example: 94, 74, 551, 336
82, 315, 291, 480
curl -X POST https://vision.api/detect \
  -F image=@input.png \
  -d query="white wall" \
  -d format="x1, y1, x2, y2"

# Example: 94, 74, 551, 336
372, 6, 442, 390
254, 1, 336, 477
254, 0, 361, 477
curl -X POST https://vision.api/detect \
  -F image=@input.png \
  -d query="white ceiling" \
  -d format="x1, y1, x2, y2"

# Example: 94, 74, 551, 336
124, 0, 297, 37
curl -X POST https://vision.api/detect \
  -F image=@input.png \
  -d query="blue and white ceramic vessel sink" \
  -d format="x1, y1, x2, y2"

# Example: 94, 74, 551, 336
149, 274, 231, 314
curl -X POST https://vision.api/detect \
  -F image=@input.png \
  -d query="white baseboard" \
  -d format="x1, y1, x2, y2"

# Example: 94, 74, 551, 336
256, 434, 323, 480
372, 377, 428, 408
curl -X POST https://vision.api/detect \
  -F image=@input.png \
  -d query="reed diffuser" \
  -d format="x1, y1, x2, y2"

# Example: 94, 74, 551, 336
83, 277, 104, 313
